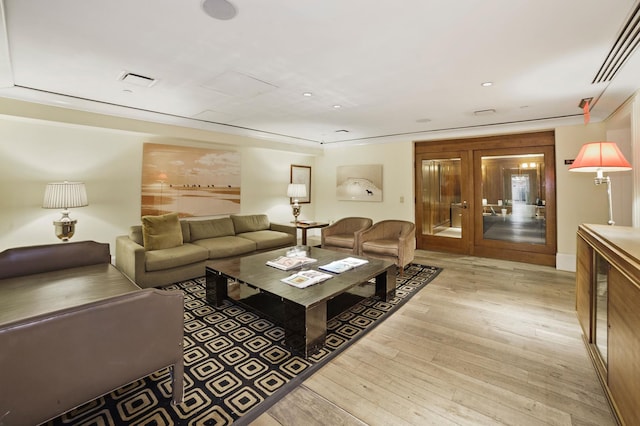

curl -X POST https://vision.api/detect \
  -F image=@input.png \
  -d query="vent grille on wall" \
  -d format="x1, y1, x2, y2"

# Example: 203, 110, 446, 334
593, 2, 640, 83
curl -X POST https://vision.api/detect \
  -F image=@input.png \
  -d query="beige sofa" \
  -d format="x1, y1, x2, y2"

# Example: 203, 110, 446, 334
0, 241, 184, 426
116, 214, 296, 288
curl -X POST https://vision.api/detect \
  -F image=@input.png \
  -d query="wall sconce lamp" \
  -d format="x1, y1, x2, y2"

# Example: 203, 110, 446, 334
287, 183, 307, 225
569, 142, 632, 225
42, 181, 89, 241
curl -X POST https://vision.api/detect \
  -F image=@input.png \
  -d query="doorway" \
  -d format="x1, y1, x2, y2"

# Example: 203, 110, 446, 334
414, 132, 557, 266
415, 150, 472, 254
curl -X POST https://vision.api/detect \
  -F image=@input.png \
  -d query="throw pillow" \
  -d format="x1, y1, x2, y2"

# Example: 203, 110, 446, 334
142, 212, 183, 251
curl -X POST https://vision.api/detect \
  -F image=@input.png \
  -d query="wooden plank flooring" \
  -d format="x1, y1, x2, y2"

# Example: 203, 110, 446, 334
251, 249, 616, 426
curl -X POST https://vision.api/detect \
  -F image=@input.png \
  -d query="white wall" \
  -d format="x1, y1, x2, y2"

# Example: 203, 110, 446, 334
554, 123, 608, 271
314, 141, 415, 224
2, 97, 636, 272
313, 123, 634, 272
0, 114, 316, 253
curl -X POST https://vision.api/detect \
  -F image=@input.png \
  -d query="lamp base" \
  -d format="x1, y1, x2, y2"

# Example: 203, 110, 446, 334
54, 210, 77, 241
594, 175, 615, 226
291, 203, 301, 225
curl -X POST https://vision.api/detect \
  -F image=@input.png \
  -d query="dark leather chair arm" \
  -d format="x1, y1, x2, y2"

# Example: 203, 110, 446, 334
0, 241, 110, 280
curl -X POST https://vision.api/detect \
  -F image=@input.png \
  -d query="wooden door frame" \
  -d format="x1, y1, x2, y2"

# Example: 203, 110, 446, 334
414, 131, 557, 266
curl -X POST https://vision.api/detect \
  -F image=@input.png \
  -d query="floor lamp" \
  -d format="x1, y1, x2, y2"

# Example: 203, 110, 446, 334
569, 142, 632, 225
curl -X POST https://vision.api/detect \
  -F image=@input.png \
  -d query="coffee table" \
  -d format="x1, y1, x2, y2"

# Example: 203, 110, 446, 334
205, 246, 395, 356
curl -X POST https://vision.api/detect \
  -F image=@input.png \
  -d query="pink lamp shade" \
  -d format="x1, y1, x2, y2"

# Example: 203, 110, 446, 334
569, 142, 632, 173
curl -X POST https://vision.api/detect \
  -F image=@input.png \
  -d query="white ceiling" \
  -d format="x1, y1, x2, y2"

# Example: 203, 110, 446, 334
1, 0, 639, 146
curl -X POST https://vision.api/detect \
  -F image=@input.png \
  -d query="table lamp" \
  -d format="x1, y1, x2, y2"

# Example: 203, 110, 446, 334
287, 183, 307, 225
43, 181, 89, 241
569, 141, 631, 225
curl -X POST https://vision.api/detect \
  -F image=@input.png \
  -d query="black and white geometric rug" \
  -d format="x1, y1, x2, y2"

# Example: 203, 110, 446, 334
47, 263, 441, 426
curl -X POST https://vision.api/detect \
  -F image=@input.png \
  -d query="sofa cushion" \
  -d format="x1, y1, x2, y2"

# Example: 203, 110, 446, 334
180, 221, 191, 243
189, 217, 235, 241
129, 226, 144, 246
144, 243, 208, 272
237, 230, 296, 250
323, 234, 356, 249
142, 213, 184, 251
131, 221, 190, 246
193, 236, 256, 259
230, 214, 269, 233
361, 239, 399, 256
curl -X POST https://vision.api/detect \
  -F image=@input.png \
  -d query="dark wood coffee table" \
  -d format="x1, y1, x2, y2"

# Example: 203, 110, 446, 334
205, 246, 395, 356
292, 221, 329, 245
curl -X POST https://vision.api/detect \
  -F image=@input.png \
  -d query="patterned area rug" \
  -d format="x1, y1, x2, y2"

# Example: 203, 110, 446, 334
47, 263, 441, 426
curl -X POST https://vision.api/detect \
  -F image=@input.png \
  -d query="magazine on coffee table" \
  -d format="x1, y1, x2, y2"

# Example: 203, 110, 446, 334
281, 269, 333, 288
266, 256, 317, 271
318, 257, 369, 274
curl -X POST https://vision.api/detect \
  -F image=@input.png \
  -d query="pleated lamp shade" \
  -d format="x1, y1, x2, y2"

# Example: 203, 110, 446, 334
43, 181, 89, 209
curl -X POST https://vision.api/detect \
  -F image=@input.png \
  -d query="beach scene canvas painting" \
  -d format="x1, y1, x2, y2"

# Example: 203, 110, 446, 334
141, 143, 241, 217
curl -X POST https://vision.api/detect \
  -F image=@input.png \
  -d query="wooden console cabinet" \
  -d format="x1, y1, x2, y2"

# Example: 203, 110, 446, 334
576, 224, 640, 426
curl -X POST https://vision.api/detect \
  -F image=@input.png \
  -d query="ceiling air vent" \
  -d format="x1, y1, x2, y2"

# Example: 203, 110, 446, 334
474, 109, 496, 116
118, 71, 157, 87
593, 2, 640, 83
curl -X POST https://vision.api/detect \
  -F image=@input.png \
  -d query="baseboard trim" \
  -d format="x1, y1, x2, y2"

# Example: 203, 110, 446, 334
556, 253, 576, 272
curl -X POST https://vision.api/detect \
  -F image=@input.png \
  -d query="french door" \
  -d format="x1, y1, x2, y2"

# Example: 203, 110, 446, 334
414, 132, 557, 266
415, 150, 473, 254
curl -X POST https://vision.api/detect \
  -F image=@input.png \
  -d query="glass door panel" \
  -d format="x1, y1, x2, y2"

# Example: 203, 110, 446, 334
415, 151, 471, 253
422, 158, 461, 238
480, 153, 546, 245
594, 253, 608, 365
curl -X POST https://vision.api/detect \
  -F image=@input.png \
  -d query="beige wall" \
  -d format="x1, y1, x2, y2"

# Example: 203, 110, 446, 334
1, 96, 636, 271
554, 123, 608, 269
0, 103, 317, 252
314, 142, 415, 224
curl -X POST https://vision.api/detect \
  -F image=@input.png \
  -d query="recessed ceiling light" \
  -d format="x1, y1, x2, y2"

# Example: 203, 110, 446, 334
302, 92, 312, 97
201, 0, 237, 20
481, 82, 493, 87
333, 104, 342, 109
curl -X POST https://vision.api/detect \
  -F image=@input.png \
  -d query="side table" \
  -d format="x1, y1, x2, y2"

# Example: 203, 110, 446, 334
293, 221, 329, 245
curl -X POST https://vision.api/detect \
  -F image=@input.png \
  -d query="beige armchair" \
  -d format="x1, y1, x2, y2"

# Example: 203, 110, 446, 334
321, 217, 373, 254
359, 220, 416, 272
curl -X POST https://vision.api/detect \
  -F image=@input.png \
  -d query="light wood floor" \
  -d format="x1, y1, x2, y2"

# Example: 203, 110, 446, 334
251, 249, 616, 426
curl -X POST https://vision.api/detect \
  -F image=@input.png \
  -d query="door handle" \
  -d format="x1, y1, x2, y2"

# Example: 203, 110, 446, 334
462, 201, 468, 209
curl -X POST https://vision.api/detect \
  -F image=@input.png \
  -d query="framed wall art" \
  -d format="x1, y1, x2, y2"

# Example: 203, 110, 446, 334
289, 164, 311, 204
141, 143, 241, 217
290, 164, 311, 203
336, 164, 383, 202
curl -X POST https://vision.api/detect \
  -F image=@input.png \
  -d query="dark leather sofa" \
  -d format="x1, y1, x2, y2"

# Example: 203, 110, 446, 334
0, 241, 184, 426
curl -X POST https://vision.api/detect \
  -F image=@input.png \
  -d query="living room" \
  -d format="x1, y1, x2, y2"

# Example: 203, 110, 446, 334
1, 1, 639, 424
0, 96, 634, 272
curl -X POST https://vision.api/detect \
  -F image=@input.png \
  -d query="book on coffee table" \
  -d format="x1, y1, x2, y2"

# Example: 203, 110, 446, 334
281, 270, 333, 288
318, 257, 369, 274
266, 256, 317, 271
